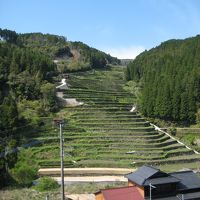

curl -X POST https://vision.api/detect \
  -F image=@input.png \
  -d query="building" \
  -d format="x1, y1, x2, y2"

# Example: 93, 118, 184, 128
95, 186, 143, 200
95, 165, 200, 200
125, 165, 200, 199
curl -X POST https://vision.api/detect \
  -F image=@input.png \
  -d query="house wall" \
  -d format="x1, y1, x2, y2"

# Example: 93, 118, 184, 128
144, 183, 178, 198
128, 181, 144, 197
128, 181, 135, 186
95, 193, 105, 200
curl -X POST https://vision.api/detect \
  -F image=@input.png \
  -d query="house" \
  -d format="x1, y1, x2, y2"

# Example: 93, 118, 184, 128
95, 186, 143, 200
125, 165, 200, 199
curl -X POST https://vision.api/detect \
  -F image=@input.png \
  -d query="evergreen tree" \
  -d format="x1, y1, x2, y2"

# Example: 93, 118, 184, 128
126, 35, 200, 123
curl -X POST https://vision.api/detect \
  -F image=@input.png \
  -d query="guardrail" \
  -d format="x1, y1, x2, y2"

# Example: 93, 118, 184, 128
150, 123, 200, 155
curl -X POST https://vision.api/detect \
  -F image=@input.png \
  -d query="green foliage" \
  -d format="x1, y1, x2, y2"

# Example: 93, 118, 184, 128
40, 82, 58, 112
126, 35, 200, 124
0, 30, 58, 188
181, 133, 195, 146
0, 28, 18, 43
196, 108, 200, 124
0, 95, 18, 134
57, 60, 91, 72
6, 139, 18, 169
11, 163, 37, 187
73, 41, 120, 68
17, 100, 46, 125
10, 149, 38, 187
168, 127, 177, 136
34, 176, 59, 192
19, 33, 120, 71
18, 32, 68, 58
0, 143, 6, 188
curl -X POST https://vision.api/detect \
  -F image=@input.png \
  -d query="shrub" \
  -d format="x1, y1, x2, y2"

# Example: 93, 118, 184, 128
35, 176, 59, 192
11, 163, 37, 187
169, 127, 177, 136
10, 148, 38, 187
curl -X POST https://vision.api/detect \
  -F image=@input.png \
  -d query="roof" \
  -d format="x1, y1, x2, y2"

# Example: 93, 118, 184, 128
95, 186, 143, 200
144, 176, 180, 186
177, 191, 200, 200
149, 191, 200, 200
146, 196, 179, 200
170, 171, 200, 191
125, 165, 169, 186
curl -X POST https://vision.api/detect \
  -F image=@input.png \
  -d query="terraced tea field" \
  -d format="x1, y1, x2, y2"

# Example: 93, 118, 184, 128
31, 66, 200, 170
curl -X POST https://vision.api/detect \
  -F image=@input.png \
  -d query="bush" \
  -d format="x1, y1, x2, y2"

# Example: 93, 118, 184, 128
35, 176, 59, 192
169, 127, 176, 136
11, 163, 37, 187
10, 148, 38, 187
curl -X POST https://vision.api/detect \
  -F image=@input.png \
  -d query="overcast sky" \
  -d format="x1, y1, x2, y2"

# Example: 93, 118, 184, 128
1, 0, 200, 59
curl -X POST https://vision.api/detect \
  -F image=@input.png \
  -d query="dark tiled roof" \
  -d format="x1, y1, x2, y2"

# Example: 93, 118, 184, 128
145, 196, 179, 200
150, 192, 200, 200
144, 176, 180, 186
177, 191, 200, 199
97, 186, 143, 200
125, 165, 160, 185
170, 171, 200, 191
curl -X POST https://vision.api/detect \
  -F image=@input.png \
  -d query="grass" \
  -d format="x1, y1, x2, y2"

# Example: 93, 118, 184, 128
0, 182, 127, 200
14, 65, 200, 171
0, 188, 59, 200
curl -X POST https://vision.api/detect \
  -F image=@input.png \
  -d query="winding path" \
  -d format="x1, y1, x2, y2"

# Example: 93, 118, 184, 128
56, 78, 67, 89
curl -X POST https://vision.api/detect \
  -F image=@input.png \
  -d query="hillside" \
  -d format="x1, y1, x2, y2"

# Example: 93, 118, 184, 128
0, 29, 59, 187
19, 32, 120, 72
0, 28, 120, 188
1, 28, 200, 195
1, 65, 200, 198
24, 67, 200, 172
126, 35, 200, 124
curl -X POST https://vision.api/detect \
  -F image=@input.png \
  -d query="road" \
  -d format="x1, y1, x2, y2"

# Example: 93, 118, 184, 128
38, 167, 134, 176
53, 175, 127, 184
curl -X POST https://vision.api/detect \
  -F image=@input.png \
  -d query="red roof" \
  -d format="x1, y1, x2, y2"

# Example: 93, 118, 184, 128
100, 186, 143, 200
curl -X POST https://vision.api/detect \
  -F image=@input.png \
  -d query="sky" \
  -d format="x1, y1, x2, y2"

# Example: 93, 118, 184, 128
1, 0, 200, 59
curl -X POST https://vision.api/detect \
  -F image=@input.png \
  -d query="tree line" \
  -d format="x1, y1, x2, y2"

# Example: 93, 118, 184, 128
126, 35, 200, 124
0, 29, 57, 187
19, 34, 120, 71
0, 28, 121, 187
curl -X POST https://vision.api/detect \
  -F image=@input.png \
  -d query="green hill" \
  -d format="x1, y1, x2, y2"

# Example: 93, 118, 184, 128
1, 28, 200, 191
19, 32, 120, 72
0, 28, 120, 187
126, 35, 200, 124
28, 66, 200, 171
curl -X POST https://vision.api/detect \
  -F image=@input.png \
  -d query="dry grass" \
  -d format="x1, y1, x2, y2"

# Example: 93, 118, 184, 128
0, 188, 60, 200
0, 182, 126, 200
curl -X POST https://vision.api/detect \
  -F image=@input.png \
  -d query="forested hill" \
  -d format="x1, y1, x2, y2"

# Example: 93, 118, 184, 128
18, 32, 120, 72
0, 28, 120, 186
126, 35, 200, 124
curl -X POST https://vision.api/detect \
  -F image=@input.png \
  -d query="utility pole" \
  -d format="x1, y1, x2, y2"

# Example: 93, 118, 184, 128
53, 119, 65, 200
149, 183, 156, 200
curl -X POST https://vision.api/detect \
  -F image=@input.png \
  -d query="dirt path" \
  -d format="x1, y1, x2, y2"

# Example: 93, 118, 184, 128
38, 168, 134, 176
56, 78, 83, 106
56, 78, 67, 89
38, 168, 134, 185
66, 194, 95, 200
53, 175, 127, 183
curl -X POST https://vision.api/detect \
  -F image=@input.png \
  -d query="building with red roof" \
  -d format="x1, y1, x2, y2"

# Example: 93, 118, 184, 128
95, 186, 143, 200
